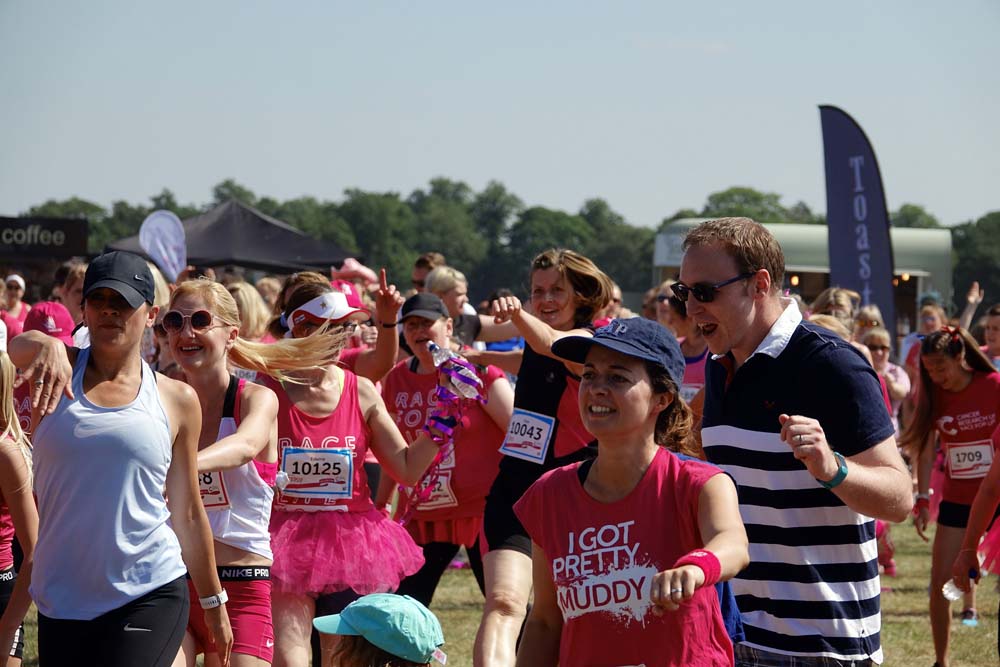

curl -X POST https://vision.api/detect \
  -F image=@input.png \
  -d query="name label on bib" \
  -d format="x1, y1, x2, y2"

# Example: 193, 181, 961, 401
948, 440, 993, 480
199, 471, 230, 510
413, 469, 458, 510
280, 447, 354, 499
500, 408, 555, 464
680, 383, 703, 404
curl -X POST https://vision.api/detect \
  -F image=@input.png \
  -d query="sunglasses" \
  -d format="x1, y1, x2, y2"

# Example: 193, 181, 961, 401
162, 309, 216, 333
5, 284, 22, 291
412, 279, 425, 288
856, 318, 881, 327
670, 273, 755, 303
866, 344, 890, 352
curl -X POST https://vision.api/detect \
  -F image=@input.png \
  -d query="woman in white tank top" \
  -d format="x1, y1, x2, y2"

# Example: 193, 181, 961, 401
10, 252, 234, 667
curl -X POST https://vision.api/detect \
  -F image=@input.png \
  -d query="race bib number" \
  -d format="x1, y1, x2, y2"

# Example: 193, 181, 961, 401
500, 408, 554, 464
948, 440, 993, 480
412, 470, 458, 510
199, 471, 230, 510
280, 447, 353, 499
680, 383, 703, 404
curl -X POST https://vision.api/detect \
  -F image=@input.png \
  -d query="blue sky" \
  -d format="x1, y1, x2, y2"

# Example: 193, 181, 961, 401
1, 1, 997, 227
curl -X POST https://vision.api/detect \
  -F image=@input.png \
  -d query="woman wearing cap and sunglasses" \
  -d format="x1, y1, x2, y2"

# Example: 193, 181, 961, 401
380, 293, 514, 607
164, 279, 353, 667
262, 281, 445, 667
8, 251, 233, 667
513, 317, 748, 666
475, 249, 612, 667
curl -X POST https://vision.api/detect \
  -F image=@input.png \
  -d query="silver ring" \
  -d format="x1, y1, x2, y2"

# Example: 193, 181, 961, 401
34, 380, 45, 386
797, 434, 803, 444
670, 588, 683, 594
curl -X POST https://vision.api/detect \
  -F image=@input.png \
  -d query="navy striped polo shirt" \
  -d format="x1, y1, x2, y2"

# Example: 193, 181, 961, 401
702, 303, 894, 662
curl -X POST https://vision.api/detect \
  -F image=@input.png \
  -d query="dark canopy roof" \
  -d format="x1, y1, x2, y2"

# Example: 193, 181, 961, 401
106, 199, 351, 273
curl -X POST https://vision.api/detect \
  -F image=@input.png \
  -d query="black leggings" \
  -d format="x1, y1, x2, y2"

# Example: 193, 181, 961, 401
396, 540, 486, 607
38, 575, 188, 667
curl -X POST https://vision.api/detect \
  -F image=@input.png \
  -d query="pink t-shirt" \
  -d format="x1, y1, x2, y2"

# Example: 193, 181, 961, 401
382, 359, 505, 545
263, 370, 374, 513
514, 448, 733, 666
681, 347, 709, 403
933, 372, 1000, 504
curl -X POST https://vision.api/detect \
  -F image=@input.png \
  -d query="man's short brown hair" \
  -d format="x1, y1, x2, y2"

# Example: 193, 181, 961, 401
683, 217, 785, 292
414, 252, 446, 271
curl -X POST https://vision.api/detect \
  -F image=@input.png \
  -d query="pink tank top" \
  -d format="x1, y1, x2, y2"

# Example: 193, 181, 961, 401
269, 371, 374, 513
0, 494, 14, 571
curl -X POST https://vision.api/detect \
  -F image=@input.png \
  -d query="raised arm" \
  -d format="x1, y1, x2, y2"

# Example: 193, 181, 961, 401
163, 379, 233, 666
7, 331, 75, 413
196, 383, 278, 473
359, 376, 440, 486
958, 281, 984, 331
475, 315, 521, 343
491, 295, 590, 371
352, 268, 404, 384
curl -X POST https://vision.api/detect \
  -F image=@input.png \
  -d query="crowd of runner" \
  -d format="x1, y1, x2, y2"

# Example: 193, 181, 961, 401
0, 216, 999, 666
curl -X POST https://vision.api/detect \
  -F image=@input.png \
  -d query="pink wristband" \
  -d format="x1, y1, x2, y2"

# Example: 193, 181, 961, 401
672, 549, 722, 587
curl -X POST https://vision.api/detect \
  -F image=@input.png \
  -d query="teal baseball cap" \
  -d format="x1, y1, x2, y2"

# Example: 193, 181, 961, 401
313, 594, 446, 664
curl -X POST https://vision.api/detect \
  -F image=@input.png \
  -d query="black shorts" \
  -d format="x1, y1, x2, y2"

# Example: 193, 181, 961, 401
938, 500, 1000, 529
482, 445, 596, 556
38, 575, 189, 667
0, 567, 23, 659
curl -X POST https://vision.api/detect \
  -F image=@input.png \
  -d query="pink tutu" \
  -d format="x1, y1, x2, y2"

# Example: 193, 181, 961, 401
979, 514, 1000, 574
269, 509, 425, 596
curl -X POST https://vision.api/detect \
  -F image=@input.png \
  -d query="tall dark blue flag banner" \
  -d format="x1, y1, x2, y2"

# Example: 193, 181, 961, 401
819, 105, 896, 337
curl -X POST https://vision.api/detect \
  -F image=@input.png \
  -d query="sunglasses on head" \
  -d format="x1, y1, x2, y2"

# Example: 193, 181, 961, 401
670, 272, 755, 303
161, 309, 215, 333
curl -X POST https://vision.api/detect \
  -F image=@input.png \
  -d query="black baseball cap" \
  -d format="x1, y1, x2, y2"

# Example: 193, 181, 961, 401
83, 251, 156, 309
400, 293, 449, 322
552, 317, 686, 389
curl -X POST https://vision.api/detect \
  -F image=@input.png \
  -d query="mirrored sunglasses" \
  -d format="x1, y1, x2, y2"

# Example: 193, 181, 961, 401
162, 309, 215, 333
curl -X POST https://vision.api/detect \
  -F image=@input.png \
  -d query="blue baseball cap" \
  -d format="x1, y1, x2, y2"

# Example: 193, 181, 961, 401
313, 594, 446, 664
552, 317, 686, 389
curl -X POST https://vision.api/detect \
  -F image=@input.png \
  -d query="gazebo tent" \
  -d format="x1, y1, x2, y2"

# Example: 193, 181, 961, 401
106, 199, 351, 273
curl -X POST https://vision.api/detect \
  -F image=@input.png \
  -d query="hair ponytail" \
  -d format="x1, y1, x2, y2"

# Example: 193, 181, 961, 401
170, 280, 349, 383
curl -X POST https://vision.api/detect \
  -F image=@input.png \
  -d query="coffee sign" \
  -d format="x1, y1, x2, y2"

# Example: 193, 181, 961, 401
0, 217, 88, 258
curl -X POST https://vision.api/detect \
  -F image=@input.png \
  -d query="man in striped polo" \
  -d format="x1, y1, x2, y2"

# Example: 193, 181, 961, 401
677, 217, 912, 666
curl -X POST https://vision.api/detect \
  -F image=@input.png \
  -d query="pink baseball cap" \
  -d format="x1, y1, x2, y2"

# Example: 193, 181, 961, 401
331, 279, 369, 313
23, 301, 75, 345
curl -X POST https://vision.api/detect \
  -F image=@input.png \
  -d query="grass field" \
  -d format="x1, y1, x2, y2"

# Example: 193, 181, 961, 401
14, 522, 1000, 666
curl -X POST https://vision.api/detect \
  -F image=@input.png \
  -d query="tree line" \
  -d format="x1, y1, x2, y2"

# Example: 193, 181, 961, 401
19, 179, 1000, 309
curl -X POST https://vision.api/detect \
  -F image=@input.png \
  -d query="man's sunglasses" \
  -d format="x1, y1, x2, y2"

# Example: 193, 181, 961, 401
162, 309, 216, 333
412, 279, 426, 288
670, 273, 755, 303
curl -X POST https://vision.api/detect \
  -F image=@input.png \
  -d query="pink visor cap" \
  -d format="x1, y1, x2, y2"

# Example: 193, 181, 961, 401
290, 291, 369, 330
